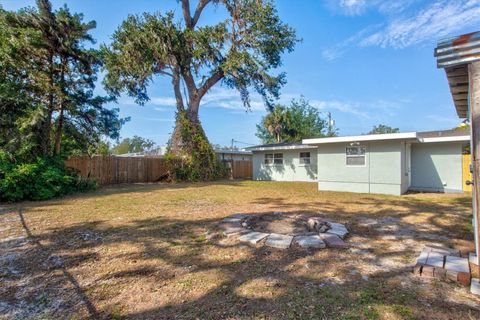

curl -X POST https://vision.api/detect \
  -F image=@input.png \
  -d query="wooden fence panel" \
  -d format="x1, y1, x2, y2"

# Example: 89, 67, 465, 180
65, 156, 167, 185
226, 160, 253, 179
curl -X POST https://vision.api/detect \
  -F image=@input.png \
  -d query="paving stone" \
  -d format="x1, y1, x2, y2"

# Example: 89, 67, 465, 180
444, 255, 469, 273
223, 226, 249, 237
433, 267, 447, 280
469, 252, 479, 266
421, 265, 434, 277
457, 272, 471, 286
326, 228, 348, 239
471, 278, 480, 295
425, 251, 444, 268
318, 233, 348, 249
265, 233, 293, 249
238, 232, 269, 245
424, 245, 460, 257
416, 249, 429, 265
230, 213, 250, 219
294, 235, 326, 249
446, 270, 459, 282
413, 264, 423, 275
223, 213, 249, 223
328, 222, 347, 230
219, 221, 241, 230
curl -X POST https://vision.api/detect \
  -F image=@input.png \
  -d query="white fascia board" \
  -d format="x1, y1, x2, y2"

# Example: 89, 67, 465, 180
418, 135, 470, 143
302, 132, 418, 145
249, 145, 318, 152
215, 150, 252, 155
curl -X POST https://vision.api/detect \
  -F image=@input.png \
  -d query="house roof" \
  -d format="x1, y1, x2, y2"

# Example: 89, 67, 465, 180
302, 132, 418, 145
434, 31, 480, 118
246, 141, 317, 151
417, 129, 470, 142
214, 149, 252, 155
247, 130, 470, 152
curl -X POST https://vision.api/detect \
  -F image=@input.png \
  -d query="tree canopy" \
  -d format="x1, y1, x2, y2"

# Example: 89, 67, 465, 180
0, 0, 126, 161
102, 0, 297, 180
256, 98, 337, 143
367, 124, 400, 135
112, 136, 157, 155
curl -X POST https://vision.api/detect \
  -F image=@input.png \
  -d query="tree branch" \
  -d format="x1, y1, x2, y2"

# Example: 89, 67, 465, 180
181, 0, 193, 29
192, 0, 211, 28
198, 67, 224, 99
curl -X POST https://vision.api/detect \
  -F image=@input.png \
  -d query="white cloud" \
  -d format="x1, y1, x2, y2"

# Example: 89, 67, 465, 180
321, 25, 379, 61
339, 0, 367, 16
323, 0, 480, 60
361, 0, 480, 49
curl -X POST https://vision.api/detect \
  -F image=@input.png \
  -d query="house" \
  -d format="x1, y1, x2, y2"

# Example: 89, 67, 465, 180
215, 149, 253, 161
247, 129, 469, 196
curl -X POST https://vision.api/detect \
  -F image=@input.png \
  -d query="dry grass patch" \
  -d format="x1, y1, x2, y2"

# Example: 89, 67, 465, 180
0, 180, 479, 319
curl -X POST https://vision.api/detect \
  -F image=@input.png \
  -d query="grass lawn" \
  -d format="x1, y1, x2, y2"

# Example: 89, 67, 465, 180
1, 180, 479, 319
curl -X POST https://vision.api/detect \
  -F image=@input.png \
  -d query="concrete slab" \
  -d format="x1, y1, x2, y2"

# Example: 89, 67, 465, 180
294, 235, 326, 249
265, 233, 293, 249
238, 232, 269, 245
445, 255, 469, 273
425, 251, 444, 268
471, 278, 480, 295
319, 233, 348, 249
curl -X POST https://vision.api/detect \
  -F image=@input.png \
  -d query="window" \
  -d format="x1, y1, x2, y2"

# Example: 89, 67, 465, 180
299, 152, 311, 165
264, 154, 273, 165
264, 153, 283, 165
346, 146, 366, 166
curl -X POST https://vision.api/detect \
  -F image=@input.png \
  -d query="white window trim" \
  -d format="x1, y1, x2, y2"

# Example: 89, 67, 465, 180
299, 152, 311, 166
264, 153, 284, 166
345, 146, 367, 167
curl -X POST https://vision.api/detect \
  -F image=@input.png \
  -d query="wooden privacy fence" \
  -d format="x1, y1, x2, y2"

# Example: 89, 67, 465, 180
65, 156, 168, 185
224, 160, 253, 179
65, 156, 253, 185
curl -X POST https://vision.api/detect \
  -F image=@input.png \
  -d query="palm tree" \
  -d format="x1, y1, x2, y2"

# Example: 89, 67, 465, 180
263, 105, 290, 143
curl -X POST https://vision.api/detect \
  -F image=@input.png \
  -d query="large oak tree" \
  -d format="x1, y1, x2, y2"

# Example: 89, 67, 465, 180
103, 0, 297, 179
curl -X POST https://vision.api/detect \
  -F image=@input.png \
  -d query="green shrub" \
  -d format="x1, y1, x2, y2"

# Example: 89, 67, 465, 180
0, 152, 97, 202
164, 153, 228, 182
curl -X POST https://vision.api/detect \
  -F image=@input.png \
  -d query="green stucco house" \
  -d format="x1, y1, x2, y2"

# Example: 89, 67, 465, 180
247, 130, 469, 196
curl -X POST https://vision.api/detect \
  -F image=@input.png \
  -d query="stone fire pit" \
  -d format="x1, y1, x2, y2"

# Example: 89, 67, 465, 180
219, 212, 349, 249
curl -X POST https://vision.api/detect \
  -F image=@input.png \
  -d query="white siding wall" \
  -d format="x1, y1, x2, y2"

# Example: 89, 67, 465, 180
410, 142, 463, 192
316, 141, 404, 195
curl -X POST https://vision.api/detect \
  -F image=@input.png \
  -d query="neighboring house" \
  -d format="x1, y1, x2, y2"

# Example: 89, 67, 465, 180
215, 149, 253, 161
247, 130, 469, 196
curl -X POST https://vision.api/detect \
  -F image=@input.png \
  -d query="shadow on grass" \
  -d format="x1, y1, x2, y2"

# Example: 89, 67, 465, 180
7, 189, 478, 319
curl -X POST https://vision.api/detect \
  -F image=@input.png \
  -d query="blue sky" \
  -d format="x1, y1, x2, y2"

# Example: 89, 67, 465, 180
3, 0, 480, 148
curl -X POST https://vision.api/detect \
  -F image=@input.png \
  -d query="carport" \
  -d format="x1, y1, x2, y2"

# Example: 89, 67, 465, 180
435, 31, 480, 287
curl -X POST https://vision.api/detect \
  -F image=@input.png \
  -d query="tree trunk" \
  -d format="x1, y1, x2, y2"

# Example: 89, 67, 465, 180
42, 53, 55, 157
170, 106, 200, 155
53, 58, 66, 156
54, 106, 64, 155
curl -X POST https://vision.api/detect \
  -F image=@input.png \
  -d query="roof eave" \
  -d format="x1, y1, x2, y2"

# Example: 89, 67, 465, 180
248, 145, 318, 152
302, 132, 418, 145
